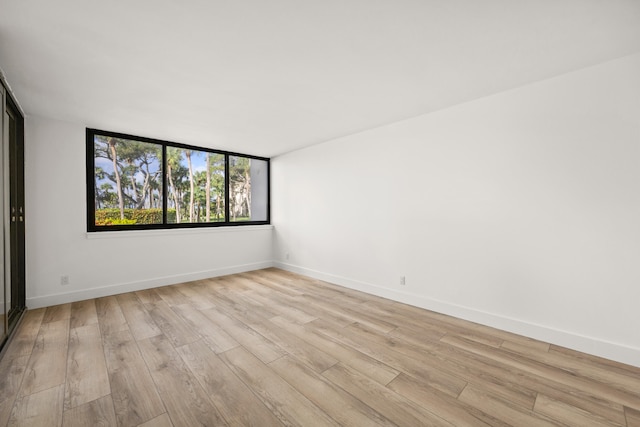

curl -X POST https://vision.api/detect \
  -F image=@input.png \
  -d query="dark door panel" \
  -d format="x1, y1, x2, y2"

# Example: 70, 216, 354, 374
1, 82, 26, 352
6, 96, 25, 328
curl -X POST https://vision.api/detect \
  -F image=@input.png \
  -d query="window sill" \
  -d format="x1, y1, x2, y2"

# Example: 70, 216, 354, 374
85, 224, 274, 239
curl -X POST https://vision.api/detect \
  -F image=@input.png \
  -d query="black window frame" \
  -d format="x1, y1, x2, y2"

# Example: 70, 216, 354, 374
86, 128, 270, 232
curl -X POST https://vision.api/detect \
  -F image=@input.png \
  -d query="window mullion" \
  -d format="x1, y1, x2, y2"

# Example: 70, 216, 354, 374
224, 154, 230, 224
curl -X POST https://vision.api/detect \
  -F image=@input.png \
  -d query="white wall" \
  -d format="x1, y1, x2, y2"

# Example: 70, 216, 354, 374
24, 116, 273, 308
272, 53, 640, 367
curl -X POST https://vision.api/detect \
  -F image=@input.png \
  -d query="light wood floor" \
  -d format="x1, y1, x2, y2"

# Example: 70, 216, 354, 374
1, 268, 639, 426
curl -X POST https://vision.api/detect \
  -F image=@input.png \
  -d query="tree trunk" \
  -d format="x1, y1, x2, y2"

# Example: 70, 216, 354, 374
245, 169, 251, 218
216, 190, 222, 220
167, 162, 181, 223
94, 179, 100, 209
128, 161, 141, 208
136, 168, 150, 210
145, 163, 152, 209
186, 150, 195, 222
108, 138, 125, 219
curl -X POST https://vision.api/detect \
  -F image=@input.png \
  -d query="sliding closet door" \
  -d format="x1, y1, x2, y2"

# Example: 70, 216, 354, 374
6, 95, 24, 329
0, 81, 25, 349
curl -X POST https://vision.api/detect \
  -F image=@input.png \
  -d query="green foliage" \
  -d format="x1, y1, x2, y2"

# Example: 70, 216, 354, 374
95, 208, 177, 226
96, 218, 137, 226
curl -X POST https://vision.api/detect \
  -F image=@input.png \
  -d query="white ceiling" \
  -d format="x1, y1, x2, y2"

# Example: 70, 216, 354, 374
1, 1, 639, 157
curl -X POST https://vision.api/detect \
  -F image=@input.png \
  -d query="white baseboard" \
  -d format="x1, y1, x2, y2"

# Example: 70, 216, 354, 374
26, 261, 275, 309
274, 262, 640, 369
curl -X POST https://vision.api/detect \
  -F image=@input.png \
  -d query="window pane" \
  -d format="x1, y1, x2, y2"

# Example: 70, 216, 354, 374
229, 156, 268, 222
93, 135, 163, 226
167, 148, 225, 223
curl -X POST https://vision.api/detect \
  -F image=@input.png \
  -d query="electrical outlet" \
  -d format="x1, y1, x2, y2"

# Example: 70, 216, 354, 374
61, 275, 70, 286
285, 252, 290, 260
399, 276, 406, 286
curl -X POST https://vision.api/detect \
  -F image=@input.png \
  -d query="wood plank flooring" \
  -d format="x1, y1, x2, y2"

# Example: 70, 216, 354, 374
1, 268, 639, 426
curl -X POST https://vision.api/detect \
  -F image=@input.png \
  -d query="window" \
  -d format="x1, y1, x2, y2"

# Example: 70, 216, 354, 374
86, 129, 269, 231
229, 155, 269, 222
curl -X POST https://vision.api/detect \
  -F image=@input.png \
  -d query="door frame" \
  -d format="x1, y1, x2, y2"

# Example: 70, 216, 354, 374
6, 93, 25, 329
0, 75, 26, 352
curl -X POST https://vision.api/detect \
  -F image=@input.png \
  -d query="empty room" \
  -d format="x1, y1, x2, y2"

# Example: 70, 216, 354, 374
1, 1, 639, 426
